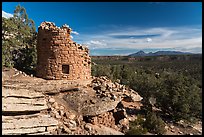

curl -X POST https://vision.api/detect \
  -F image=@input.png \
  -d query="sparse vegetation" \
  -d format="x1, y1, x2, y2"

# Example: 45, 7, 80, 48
92, 55, 202, 127
126, 114, 148, 135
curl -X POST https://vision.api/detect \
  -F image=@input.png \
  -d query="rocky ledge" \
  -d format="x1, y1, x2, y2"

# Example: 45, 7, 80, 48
2, 68, 143, 135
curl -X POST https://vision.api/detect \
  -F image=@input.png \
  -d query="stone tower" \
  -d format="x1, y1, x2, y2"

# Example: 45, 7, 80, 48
36, 21, 91, 80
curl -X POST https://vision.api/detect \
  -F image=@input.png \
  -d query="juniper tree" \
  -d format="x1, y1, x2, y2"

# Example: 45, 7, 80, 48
2, 4, 37, 74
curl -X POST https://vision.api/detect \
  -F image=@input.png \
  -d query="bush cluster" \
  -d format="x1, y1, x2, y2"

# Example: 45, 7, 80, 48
92, 57, 202, 123
144, 112, 166, 135
126, 115, 148, 135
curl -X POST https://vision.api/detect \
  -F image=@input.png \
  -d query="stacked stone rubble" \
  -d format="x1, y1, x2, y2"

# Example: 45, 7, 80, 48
36, 21, 91, 80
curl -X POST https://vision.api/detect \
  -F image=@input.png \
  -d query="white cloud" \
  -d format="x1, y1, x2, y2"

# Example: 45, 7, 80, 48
146, 38, 152, 42
71, 31, 79, 35
2, 11, 13, 18
176, 47, 202, 53
85, 40, 107, 49
87, 40, 106, 45
70, 35, 73, 39
75, 25, 202, 53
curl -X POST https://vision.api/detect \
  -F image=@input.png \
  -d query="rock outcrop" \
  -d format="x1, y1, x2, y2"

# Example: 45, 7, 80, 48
2, 87, 58, 135
2, 68, 143, 135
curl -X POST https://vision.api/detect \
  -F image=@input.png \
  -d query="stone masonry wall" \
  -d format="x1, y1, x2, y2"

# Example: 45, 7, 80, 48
36, 22, 91, 80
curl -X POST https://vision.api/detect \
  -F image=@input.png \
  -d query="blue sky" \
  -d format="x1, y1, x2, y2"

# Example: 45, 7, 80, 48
2, 2, 202, 55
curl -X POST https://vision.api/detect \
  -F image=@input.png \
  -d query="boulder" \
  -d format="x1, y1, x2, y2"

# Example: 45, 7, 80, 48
81, 99, 121, 116
130, 93, 143, 102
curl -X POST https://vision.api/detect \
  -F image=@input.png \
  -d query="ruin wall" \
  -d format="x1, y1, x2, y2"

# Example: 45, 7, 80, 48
36, 22, 91, 80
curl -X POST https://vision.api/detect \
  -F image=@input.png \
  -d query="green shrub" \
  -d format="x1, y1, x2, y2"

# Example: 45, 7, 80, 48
156, 73, 202, 122
13, 45, 37, 75
126, 115, 148, 135
144, 112, 166, 135
126, 126, 148, 135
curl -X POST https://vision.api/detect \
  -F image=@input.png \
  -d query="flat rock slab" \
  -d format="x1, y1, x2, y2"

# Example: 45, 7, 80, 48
2, 97, 46, 105
81, 99, 121, 116
2, 114, 58, 129
26, 131, 53, 135
2, 114, 58, 135
2, 126, 46, 135
2, 104, 48, 112
2, 113, 40, 121
2, 86, 58, 135
2, 100, 48, 112
2, 87, 48, 112
62, 90, 121, 116
2, 88, 44, 98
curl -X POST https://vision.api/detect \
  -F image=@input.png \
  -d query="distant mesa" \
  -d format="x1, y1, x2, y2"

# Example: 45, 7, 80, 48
128, 50, 193, 57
